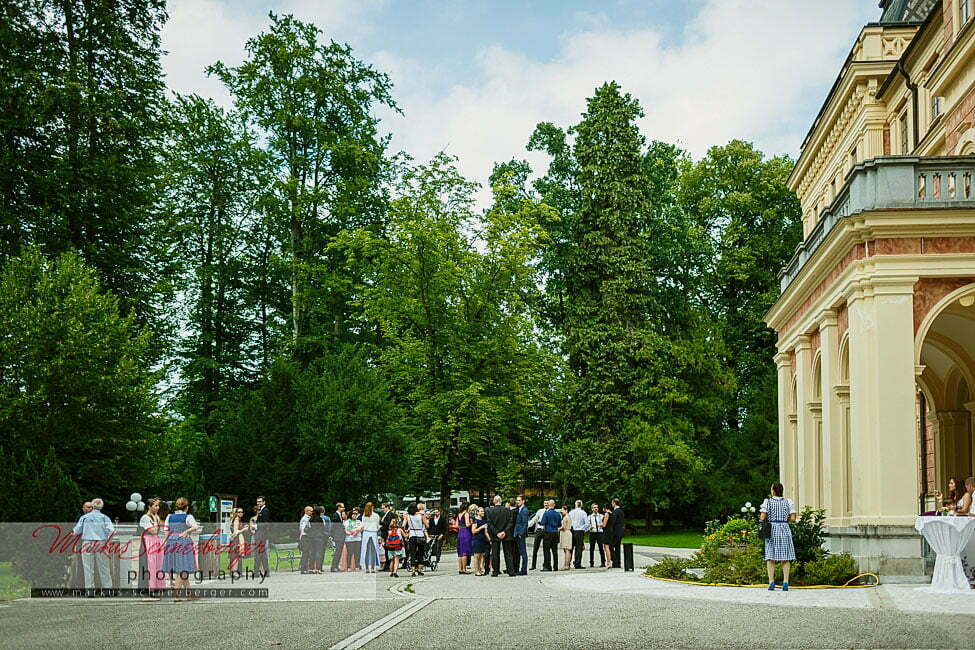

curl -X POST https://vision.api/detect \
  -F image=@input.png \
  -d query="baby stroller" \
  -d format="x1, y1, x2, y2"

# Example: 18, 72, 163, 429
403, 538, 440, 572
425, 536, 442, 571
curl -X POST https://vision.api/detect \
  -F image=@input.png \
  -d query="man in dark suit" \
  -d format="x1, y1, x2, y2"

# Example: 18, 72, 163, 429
329, 502, 346, 572
485, 495, 514, 576
428, 506, 447, 564
609, 498, 625, 568
513, 495, 530, 576
254, 496, 270, 577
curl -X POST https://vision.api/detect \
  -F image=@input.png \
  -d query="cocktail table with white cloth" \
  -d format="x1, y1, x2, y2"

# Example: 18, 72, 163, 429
915, 516, 975, 594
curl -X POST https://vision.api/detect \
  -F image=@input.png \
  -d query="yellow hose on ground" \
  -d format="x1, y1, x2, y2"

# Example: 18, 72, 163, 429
643, 573, 880, 589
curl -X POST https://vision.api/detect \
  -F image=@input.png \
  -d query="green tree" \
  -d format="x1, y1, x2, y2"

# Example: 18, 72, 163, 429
161, 94, 272, 432
0, 249, 158, 510
679, 140, 802, 515
205, 349, 407, 515
341, 154, 558, 508
208, 13, 397, 358
0, 0, 171, 336
529, 82, 731, 511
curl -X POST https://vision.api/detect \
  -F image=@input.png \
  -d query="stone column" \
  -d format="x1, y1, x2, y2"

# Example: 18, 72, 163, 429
849, 278, 919, 525
964, 402, 975, 477
795, 335, 813, 510
819, 310, 841, 520
775, 351, 795, 496
834, 382, 852, 520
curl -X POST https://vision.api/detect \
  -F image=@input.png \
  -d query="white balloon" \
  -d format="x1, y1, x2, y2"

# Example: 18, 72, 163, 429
130, 492, 142, 503
138, 501, 146, 511
125, 500, 137, 511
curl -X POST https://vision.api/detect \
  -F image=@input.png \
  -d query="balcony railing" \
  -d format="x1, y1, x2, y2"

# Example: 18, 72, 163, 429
779, 156, 975, 292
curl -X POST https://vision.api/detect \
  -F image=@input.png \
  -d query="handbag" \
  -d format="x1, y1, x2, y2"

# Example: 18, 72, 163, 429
758, 500, 772, 540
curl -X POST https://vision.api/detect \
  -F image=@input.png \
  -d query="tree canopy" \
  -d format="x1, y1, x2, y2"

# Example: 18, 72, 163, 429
0, 5, 802, 523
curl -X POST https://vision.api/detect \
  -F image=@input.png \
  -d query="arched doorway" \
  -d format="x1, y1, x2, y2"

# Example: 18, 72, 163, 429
916, 284, 975, 500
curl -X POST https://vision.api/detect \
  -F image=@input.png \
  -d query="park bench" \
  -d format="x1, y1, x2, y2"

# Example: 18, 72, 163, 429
273, 542, 301, 571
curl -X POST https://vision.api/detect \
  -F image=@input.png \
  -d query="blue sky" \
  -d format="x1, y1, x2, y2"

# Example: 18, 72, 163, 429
163, 1, 881, 205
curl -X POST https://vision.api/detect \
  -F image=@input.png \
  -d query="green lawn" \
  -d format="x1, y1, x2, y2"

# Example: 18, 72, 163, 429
0, 562, 29, 601
626, 530, 702, 549
217, 547, 336, 573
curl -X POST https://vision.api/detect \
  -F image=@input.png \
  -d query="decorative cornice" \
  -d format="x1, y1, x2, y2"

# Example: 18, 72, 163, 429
819, 309, 839, 328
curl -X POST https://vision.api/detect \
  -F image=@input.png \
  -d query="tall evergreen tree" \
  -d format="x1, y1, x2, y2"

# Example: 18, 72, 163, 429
0, 0, 170, 336
529, 82, 731, 509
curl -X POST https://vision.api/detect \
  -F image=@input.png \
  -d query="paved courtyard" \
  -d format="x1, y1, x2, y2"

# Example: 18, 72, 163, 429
2, 548, 973, 649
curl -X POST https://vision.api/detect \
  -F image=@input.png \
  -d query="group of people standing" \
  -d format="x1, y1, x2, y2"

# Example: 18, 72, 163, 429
454, 496, 626, 576
294, 501, 448, 578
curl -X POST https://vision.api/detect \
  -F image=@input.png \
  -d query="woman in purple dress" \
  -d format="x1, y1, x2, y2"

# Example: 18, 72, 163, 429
456, 501, 473, 574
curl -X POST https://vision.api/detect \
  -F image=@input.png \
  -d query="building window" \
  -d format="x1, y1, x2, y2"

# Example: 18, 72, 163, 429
932, 95, 943, 119
899, 111, 910, 154
962, 0, 971, 25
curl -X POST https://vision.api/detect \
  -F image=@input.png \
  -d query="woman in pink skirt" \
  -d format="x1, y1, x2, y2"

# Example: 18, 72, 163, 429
139, 498, 166, 597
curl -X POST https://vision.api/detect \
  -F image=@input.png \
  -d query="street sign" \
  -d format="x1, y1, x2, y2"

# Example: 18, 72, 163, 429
208, 495, 218, 513
220, 499, 234, 513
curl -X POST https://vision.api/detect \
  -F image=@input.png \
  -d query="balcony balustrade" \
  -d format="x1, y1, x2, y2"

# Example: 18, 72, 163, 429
779, 156, 975, 291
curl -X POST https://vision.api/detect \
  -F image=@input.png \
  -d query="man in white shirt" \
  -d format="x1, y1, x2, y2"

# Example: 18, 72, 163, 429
298, 505, 313, 573
569, 500, 590, 569
72, 497, 115, 589
528, 501, 548, 570
588, 503, 605, 567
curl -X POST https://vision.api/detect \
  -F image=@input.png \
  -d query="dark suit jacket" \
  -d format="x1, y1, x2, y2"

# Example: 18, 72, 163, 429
380, 510, 396, 537
610, 507, 625, 538
255, 506, 270, 541
514, 505, 530, 537
428, 515, 447, 537
485, 504, 513, 538
330, 511, 345, 538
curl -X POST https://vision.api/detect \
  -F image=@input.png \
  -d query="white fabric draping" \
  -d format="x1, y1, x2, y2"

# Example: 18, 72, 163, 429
915, 516, 975, 594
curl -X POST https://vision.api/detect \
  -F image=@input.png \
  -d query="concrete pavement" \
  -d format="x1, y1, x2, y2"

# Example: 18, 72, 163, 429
1, 546, 972, 649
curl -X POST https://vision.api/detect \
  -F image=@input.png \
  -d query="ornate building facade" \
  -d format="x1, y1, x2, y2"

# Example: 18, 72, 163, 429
765, 0, 975, 575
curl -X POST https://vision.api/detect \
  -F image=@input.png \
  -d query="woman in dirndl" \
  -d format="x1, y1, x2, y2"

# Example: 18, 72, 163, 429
760, 482, 796, 591
139, 498, 166, 597
162, 497, 200, 600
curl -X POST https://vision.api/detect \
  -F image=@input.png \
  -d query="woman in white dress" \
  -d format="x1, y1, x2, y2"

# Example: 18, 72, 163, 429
558, 505, 572, 571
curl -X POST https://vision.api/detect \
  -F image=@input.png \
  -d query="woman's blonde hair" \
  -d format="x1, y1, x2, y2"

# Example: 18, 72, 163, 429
364, 502, 374, 517
174, 497, 189, 511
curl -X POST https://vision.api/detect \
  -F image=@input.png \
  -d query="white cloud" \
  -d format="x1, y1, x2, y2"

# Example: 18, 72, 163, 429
379, 0, 877, 206
161, 0, 377, 105
162, 0, 879, 208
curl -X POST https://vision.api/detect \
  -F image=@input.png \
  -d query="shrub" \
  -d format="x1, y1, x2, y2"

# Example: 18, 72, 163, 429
791, 507, 827, 565
646, 556, 693, 580
803, 552, 858, 586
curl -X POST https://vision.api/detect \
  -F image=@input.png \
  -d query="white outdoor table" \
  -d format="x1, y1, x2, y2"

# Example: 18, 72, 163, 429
915, 516, 975, 594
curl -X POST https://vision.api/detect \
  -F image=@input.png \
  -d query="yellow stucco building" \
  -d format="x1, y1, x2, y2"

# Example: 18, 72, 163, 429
766, 0, 975, 576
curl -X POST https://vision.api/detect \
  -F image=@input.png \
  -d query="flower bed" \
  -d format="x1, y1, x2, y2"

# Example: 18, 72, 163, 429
644, 504, 862, 587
